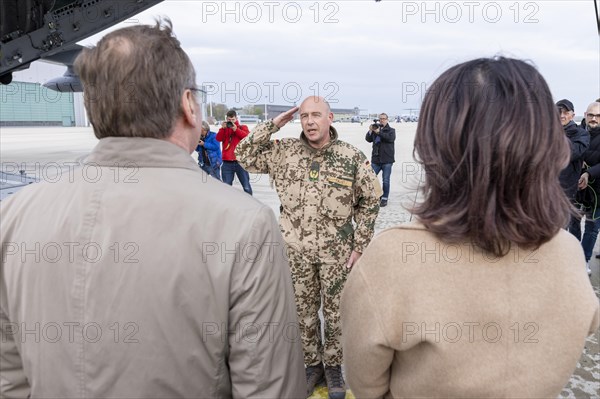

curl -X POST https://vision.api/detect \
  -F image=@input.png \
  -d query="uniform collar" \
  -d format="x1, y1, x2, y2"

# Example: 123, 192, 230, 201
299, 126, 339, 153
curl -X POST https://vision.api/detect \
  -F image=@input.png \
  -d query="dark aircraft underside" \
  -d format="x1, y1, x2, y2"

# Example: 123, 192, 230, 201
0, 0, 164, 90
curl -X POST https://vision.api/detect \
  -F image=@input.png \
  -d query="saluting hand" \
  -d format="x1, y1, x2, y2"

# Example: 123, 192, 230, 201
273, 106, 299, 129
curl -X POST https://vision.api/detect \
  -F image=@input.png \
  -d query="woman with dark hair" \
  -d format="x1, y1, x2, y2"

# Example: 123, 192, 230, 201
341, 57, 599, 398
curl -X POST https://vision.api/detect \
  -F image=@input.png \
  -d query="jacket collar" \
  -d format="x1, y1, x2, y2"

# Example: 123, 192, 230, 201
588, 126, 600, 138
299, 126, 339, 153
84, 137, 200, 172
563, 120, 579, 135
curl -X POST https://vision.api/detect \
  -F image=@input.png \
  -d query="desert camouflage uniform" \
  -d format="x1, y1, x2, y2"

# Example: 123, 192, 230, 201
236, 120, 381, 367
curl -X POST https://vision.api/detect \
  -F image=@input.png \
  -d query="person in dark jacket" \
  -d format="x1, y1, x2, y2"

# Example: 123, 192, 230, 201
557, 99, 589, 201
196, 121, 222, 180
365, 113, 395, 207
571, 101, 600, 275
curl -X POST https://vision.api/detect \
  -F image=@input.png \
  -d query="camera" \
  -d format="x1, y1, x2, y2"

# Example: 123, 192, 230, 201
226, 121, 234, 128
370, 119, 381, 130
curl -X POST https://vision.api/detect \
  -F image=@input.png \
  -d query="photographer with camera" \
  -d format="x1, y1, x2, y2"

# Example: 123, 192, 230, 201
216, 110, 253, 194
365, 113, 396, 207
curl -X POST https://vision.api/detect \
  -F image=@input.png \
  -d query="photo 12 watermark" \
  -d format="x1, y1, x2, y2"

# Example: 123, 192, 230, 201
1, 321, 140, 344
2, 241, 140, 264
399, 1, 540, 24
1, 162, 140, 184
402, 321, 540, 344
398, 241, 539, 264
203, 81, 340, 105
0, 83, 75, 104
201, 321, 301, 343
200, 1, 340, 24
401, 80, 543, 105
200, 240, 309, 263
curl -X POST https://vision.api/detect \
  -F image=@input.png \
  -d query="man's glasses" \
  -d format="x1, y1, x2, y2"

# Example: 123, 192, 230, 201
188, 87, 206, 102
587, 113, 600, 120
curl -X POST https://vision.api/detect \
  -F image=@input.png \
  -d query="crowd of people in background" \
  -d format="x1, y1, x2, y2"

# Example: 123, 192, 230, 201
195, 109, 254, 194
559, 98, 600, 276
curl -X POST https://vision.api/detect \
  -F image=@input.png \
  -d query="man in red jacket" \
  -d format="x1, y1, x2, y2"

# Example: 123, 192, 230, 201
216, 110, 253, 194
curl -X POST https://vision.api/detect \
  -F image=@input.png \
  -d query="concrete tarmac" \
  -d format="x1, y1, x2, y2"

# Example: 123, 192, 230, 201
1, 123, 598, 397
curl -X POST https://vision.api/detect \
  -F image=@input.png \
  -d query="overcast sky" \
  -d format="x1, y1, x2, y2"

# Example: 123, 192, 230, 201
20, 0, 600, 117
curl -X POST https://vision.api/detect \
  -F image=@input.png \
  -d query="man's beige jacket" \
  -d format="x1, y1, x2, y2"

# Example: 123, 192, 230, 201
0, 137, 305, 398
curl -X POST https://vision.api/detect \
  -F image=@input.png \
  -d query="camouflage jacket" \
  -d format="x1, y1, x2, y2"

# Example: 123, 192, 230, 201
236, 121, 381, 259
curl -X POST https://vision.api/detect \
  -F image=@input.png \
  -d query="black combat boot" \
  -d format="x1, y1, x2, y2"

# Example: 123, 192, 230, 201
324, 365, 346, 399
305, 363, 325, 397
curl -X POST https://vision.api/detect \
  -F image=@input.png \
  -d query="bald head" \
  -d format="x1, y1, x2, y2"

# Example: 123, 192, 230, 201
586, 102, 600, 114
300, 96, 331, 113
299, 96, 334, 149
585, 102, 600, 130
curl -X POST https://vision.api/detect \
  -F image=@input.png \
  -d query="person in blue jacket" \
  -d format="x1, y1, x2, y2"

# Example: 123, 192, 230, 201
196, 121, 222, 180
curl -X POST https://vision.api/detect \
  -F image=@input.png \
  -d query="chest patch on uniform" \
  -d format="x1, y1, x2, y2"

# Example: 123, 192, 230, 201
327, 176, 353, 188
309, 161, 320, 181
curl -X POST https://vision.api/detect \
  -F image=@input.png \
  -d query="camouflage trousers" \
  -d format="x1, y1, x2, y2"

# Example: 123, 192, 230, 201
288, 248, 350, 367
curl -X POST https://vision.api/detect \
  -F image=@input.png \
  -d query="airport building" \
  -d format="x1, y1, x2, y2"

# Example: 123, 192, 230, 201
0, 81, 86, 127
0, 62, 87, 127
264, 104, 358, 121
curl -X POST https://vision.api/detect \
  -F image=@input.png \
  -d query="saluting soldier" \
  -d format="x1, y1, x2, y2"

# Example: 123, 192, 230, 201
236, 96, 381, 399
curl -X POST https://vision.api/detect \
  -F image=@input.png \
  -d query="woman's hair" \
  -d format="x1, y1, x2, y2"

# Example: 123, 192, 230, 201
201, 121, 210, 131
412, 57, 571, 256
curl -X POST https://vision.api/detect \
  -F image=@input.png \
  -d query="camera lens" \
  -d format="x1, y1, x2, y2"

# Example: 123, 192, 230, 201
226, 121, 233, 128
